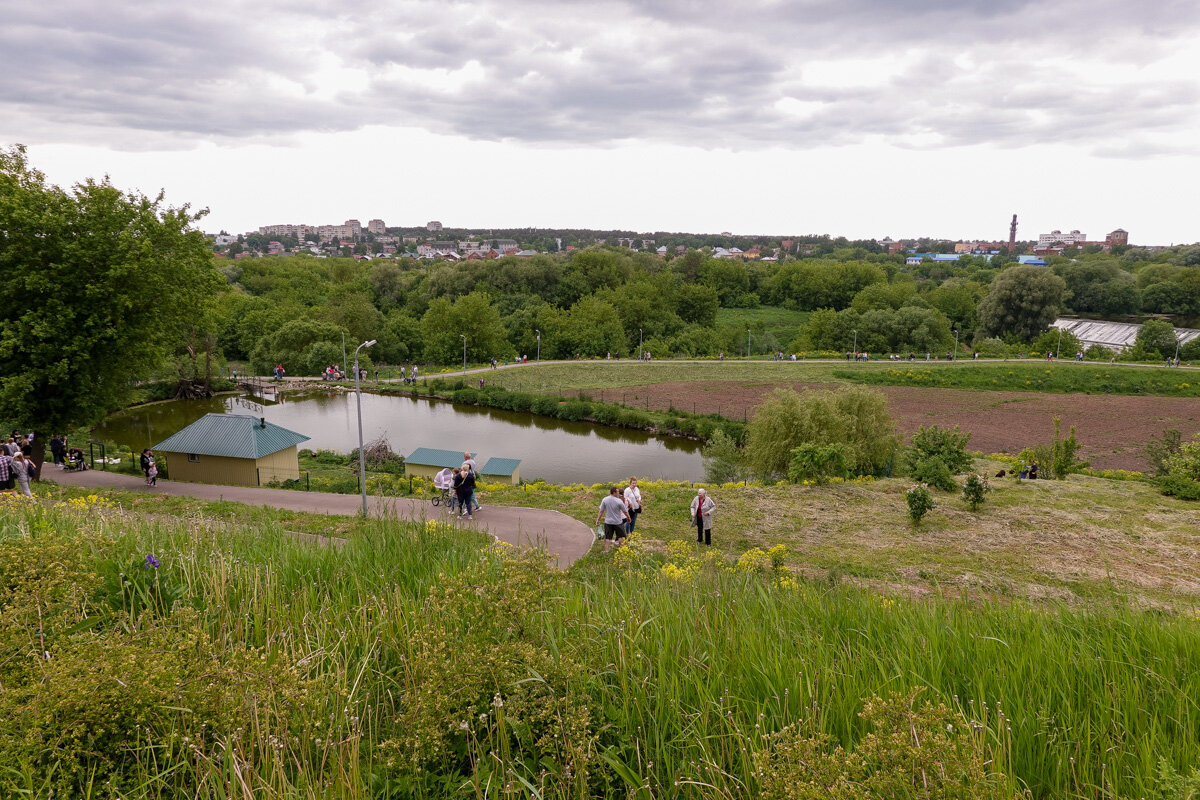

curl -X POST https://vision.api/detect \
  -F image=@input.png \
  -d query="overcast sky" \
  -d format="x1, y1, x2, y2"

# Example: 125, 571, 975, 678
4, 0, 1199, 243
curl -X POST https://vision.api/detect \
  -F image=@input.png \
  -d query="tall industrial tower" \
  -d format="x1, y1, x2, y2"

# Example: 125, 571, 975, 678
1008, 214, 1018, 250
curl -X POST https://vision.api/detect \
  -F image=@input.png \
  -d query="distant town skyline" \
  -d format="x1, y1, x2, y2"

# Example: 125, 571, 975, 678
4, 1, 1198, 244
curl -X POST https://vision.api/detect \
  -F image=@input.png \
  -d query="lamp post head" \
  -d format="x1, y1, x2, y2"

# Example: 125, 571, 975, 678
364, 339, 376, 347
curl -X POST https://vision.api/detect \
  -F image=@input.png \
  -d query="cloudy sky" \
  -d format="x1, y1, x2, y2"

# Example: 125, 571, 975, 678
4, 0, 1199, 243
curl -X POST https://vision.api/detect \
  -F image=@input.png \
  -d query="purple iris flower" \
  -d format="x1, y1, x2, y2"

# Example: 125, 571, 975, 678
144, 554, 161, 570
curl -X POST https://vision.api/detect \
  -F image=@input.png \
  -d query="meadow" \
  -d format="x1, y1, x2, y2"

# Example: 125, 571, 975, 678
4, 480, 1200, 798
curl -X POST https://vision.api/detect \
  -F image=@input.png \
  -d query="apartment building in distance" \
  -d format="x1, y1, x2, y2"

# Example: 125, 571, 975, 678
1037, 229, 1086, 247
367, 219, 386, 235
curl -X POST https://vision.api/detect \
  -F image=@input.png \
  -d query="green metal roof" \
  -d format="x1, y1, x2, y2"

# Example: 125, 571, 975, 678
407, 448, 475, 469
480, 457, 521, 476
154, 413, 310, 459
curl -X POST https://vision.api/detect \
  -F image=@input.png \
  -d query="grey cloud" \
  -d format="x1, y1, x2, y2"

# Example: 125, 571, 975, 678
1, 0, 1198, 155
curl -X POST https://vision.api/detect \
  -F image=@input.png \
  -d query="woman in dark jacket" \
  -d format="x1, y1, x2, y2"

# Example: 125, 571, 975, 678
456, 467, 476, 520
140, 449, 153, 484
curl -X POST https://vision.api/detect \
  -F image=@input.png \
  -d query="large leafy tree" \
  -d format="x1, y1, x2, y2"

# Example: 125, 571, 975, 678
976, 266, 1067, 341
0, 145, 221, 439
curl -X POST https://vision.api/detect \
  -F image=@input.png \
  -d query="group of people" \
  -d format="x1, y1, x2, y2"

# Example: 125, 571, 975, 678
0, 431, 38, 497
436, 452, 483, 519
402, 366, 420, 384
595, 479, 716, 550
48, 435, 88, 471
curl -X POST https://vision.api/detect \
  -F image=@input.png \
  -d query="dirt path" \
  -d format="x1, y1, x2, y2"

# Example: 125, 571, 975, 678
49, 469, 595, 568
613, 380, 1200, 470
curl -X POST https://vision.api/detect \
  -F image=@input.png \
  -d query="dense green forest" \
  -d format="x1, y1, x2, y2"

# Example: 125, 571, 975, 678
212, 243, 1200, 376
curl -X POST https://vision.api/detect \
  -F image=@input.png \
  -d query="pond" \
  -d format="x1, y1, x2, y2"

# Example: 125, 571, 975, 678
93, 390, 706, 484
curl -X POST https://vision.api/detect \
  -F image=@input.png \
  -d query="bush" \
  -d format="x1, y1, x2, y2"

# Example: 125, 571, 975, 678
1050, 417, 1088, 479
452, 387, 480, 404
911, 456, 956, 491
591, 404, 619, 425
703, 429, 748, 483
745, 387, 898, 480
1158, 474, 1200, 501
1146, 428, 1183, 477
906, 484, 935, 525
559, 400, 591, 421
756, 689, 1012, 800
907, 425, 973, 474
616, 409, 653, 428
788, 443, 847, 485
962, 473, 991, 511
531, 396, 560, 415
508, 392, 534, 413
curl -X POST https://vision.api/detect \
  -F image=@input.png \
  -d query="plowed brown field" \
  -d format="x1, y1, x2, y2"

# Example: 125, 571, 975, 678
606, 380, 1200, 470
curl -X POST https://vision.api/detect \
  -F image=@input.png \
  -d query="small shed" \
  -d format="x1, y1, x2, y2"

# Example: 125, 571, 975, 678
480, 457, 521, 485
405, 448, 476, 481
154, 413, 310, 487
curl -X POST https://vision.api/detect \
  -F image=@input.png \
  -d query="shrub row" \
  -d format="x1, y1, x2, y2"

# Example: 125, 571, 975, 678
407, 380, 745, 442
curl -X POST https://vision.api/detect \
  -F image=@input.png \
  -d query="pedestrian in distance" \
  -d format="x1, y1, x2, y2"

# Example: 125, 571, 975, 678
457, 466, 476, 520
623, 476, 644, 534
140, 448, 154, 484
596, 485, 630, 553
690, 487, 715, 546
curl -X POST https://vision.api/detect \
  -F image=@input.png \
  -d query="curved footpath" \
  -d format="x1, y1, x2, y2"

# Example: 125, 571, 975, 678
48, 470, 595, 568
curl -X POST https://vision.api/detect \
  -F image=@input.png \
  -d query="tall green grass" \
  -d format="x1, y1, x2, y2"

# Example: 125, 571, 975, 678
2, 499, 1198, 798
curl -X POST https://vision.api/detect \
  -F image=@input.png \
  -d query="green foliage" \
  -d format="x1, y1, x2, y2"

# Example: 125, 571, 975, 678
1050, 416, 1088, 480
906, 483, 936, 524
755, 690, 1013, 800
911, 457, 956, 491
1158, 473, 1200, 501
977, 265, 1067, 341
798, 305, 954, 354
420, 291, 508, 364
249, 316, 349, 376
907, 425, 973, 474
1136, 319, 1180, 359
1146, 428, 1183, 477
1031, 328, 1081, 358
788, 443, 847, 485
962, 473, 992, 511
745, 387, 898, 479
1160, 435, 1200, 499
0, 145, 222, 430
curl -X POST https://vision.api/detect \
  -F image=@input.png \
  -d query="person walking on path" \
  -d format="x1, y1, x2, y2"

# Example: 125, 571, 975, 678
462, 453, 481, 513
623, 477, 644, 534
690, 487, 715, 545
147, 455, 158, 486
50, 435, 65, 467
140, 449, 154, 484
456, 466, 476, 520
597, 485, 630, 553
11, 453, 35, 497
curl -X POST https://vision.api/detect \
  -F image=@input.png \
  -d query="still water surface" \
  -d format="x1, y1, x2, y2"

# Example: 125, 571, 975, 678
94, 390, 705, 484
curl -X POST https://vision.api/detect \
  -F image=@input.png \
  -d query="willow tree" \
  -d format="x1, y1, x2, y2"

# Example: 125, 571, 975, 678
0, 145, 221, 464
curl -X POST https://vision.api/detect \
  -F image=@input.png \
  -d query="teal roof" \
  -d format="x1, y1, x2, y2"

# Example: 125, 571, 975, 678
480, 457, 521, 476
407, 448, 475, 469
154, 413, 309, 459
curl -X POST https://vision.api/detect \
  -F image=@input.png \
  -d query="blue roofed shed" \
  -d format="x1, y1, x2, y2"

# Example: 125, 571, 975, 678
480, 457, 522, 485
153, 413, 310, 486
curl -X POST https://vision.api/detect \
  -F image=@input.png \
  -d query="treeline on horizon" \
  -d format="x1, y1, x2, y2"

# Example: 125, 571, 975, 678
210, 241, 1200, 377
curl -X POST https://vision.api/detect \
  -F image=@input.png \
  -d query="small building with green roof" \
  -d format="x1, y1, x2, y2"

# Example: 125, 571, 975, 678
406, 447, 521, 485
153, 413, 310, 486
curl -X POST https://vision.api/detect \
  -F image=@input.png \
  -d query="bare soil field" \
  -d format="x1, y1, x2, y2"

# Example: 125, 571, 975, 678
604, 380, 1200, 470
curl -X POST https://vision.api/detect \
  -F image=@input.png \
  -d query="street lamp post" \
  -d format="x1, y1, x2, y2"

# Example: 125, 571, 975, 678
1055, 326, 1063, 360
639, 328, 643, 360
341, 332, 347, 377
354, 339, 376, 518
953, 329, 960, 362
1173, 329, 1181, 366
852, 329, 857, 359
535, 329, 541, 362
461, 334, 467, 376
747, 329, 751, 359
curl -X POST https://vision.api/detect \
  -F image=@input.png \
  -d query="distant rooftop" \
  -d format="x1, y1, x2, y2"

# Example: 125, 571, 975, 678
407, 448, 475, 469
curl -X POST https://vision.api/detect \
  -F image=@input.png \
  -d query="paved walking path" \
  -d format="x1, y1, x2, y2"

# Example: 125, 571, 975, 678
48, 469, 595, 568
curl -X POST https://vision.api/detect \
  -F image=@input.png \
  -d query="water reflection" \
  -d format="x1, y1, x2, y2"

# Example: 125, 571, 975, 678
94, 390, 705, 484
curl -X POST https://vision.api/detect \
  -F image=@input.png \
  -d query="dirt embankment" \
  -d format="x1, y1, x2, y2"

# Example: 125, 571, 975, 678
600, 380, 1200, 471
